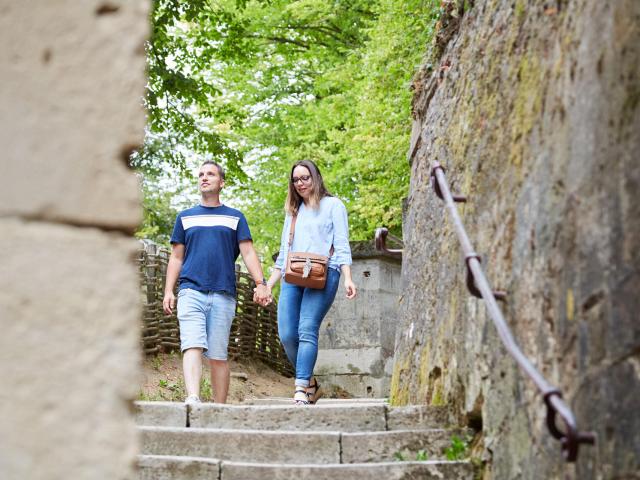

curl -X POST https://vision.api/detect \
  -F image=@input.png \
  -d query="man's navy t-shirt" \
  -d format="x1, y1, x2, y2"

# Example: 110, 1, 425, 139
170, 204, 252, 296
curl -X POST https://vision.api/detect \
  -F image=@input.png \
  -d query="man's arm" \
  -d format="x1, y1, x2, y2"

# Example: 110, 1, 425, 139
162, 243, 185, 315
239, 240, 271, 305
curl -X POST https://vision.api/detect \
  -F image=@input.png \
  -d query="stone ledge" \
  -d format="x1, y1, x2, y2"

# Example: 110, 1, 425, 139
221, 460, 474, 480
140, 426, 341, 464
138, 455, 220, 480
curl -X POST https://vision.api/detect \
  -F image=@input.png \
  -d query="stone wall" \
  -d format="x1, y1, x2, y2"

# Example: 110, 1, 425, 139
392, 1, 640, 479
316, 242, 401, 398
0, 1, 148, 479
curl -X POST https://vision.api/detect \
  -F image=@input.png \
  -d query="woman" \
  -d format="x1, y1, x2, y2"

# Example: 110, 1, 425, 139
265, 160, 357, 405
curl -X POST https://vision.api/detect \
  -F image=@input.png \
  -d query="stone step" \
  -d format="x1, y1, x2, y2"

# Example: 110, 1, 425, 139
341, 429, 472, 463
140, 426, 340, 464
138, 454, 219, 480
135, 401, 187, 427
140, 426, 469, 464
386, 404, 453, 430
189, 402, 386, 431
134, 401, 453, 431
138, 455, 475, 480
221, 460, 475, 480
243, 397, 387, 405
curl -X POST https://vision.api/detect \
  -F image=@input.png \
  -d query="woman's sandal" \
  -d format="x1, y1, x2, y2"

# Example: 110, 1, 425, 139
306, 378, 323, 405
294, 387, 310, 406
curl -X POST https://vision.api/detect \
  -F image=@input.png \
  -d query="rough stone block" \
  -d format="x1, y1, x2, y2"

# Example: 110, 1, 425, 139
140, 427, 341, 464
220, 460, 475, 480
315, 347, 383, 375
0, 0, 148, 230
189, 403, 386, 432
315, 373, 390, 399
138, 455, 220, 480
341, 429, 471, 463
386, 405, 454, 430
0, 218, 142, 480
135, 401, 187, 428
319, 302, 382, 349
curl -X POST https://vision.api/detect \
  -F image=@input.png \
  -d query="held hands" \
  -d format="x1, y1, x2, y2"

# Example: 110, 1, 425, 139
253, 284, 273, 307
344, 278, 357, 299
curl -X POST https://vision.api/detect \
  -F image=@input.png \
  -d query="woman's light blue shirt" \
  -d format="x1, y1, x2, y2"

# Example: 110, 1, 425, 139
275, 196, 352, 271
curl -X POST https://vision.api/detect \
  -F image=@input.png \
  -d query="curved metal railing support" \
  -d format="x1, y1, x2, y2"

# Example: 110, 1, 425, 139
375, 227, 403, 258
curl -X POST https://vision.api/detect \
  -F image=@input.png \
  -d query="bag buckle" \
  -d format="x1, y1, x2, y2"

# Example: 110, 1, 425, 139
303, 257, 312, 278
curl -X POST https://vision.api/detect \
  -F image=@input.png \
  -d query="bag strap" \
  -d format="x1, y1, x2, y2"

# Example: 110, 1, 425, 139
288, 214, 297, 248
288, 212, 334, 257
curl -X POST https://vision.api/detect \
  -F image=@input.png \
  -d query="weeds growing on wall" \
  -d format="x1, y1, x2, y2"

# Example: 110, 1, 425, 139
444, 434, 472, 460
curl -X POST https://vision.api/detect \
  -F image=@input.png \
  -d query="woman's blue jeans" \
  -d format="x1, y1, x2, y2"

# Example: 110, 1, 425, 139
277, 267, 340, 387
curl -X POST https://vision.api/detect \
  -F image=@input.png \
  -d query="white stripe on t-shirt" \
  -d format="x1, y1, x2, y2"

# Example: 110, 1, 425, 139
181, 214, 240, 231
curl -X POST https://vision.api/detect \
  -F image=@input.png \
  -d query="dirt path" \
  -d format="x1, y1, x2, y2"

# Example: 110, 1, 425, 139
139, 353, 295, 403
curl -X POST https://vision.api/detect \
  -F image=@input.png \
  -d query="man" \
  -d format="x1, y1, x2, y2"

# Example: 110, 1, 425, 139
162, 161, 271, 404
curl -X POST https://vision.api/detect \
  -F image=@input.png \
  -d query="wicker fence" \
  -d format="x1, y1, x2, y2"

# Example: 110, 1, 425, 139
138, 240, 294, 377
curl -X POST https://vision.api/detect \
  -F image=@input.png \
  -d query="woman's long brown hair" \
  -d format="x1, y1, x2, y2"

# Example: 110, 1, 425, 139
284, 160, 332, 216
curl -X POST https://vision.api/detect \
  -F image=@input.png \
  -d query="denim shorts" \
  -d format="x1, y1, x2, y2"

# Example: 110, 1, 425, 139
177, 288, 237, 360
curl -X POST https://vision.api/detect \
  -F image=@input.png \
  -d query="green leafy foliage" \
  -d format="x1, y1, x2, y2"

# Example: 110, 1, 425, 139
392, 449, 429, 461
415, 449, 429, 461
142, 368, 214, 402
393, 451, 406, 461
138, 0, 441, 256
444, 434, 472, 460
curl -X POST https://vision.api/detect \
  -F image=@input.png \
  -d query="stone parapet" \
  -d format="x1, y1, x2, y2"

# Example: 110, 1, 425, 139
317, 256, 401, 397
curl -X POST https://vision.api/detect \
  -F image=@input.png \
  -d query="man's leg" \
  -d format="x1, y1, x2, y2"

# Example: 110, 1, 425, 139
209, 359, 230, 403
177, 288, 208, 401
205, 292, 237, 403
183, 347, 203, 397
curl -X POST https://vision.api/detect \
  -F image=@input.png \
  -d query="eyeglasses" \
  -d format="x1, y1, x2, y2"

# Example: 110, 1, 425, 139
291, 175, 312, 184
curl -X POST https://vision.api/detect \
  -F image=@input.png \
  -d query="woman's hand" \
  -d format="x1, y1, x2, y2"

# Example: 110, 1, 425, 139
253, 284, 272, 306
344, 278, 357, 299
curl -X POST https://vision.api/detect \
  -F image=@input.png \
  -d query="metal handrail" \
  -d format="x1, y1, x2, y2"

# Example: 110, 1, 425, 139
374, 227, 403, 257
376, 160, 595, 462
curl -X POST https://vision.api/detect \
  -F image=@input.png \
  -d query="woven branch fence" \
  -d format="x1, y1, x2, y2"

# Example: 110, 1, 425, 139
138, 240, 294, 377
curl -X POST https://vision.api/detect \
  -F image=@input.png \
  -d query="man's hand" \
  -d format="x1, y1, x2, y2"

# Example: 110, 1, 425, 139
163, 243, 183, 315
253, 284, 272, 306
163, 291, 176, 315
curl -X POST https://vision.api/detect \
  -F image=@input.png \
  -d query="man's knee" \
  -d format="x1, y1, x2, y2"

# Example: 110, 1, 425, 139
184, 347, 204, 355
209, 358, 228, 368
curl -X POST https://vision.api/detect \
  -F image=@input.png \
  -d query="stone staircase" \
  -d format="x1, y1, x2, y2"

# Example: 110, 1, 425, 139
135, 398, 476, 479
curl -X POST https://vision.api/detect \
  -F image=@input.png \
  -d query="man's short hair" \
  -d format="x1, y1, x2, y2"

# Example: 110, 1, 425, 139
201, 161, 225, 180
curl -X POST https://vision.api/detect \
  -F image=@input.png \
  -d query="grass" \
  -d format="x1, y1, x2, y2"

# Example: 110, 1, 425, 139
139, 372, 215, 402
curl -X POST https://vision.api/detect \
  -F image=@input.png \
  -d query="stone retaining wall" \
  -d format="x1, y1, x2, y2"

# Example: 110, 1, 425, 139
392, 1, 640, 478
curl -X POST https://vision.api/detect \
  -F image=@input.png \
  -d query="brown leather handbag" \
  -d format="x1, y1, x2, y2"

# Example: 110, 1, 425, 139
284, 214, 333, 289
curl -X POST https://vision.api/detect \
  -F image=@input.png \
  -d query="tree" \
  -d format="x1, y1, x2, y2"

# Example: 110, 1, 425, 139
136, 0, 441, 255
